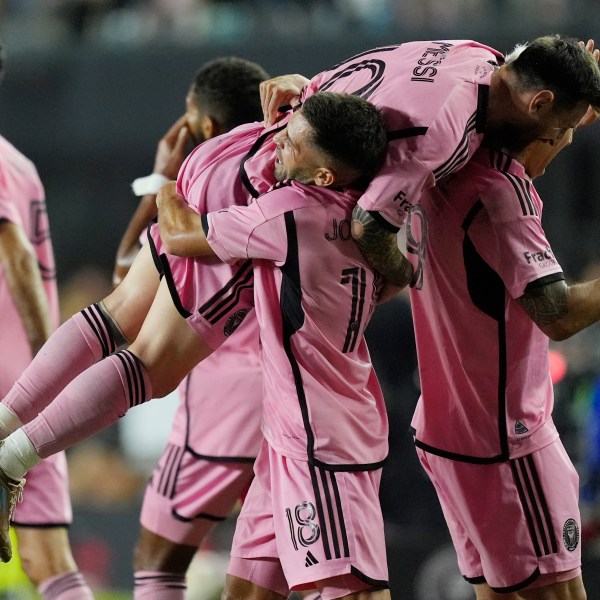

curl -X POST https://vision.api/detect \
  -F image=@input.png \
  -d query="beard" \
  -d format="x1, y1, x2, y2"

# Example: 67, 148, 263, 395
484, 119, 543, 156
274, 162, 313, 184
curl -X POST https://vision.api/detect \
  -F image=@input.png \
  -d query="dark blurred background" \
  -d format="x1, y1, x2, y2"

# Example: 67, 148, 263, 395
0, 1, 599, 599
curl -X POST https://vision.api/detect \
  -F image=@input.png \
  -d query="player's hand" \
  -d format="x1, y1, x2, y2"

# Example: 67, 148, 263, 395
153, 115, 192, 179
260, 74, 310, 126
579, 39, 600, 127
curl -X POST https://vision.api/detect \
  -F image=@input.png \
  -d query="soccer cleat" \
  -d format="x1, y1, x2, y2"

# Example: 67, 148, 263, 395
0, 461, 25, 562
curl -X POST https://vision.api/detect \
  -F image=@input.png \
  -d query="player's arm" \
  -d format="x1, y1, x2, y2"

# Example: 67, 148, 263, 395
156, 181, 215, 257
113, 115, 192, 286
260, 74, 310, 126
0, 219, 52, 354
518, 278, 600, 341
351, 206, 414, 289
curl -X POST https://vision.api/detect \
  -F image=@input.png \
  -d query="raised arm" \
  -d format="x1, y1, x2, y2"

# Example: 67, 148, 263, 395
260, 74, 309, 126
351, 205, 414, 289
113, 115, 191, 286
155, 181, 215, 257
0, 220, 52, 355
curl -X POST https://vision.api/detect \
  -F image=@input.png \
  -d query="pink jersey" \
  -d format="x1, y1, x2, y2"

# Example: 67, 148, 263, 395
204, 181, 388, 468
0, 135, 59, 389
408, 147, 563, 461
300, 40, 502, 228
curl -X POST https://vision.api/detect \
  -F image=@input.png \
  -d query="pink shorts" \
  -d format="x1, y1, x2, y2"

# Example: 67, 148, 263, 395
140, 442, 255, 547
228, 440, 389, 600
12, 451, 72, 527
416, 439, 582, 593
148, 223, 254, 351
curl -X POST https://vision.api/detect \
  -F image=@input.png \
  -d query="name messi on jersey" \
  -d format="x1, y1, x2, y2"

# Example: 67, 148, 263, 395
523, 247, 557, 266
410, 41, 454, 83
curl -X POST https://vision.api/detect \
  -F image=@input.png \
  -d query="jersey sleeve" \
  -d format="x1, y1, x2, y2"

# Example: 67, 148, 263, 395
358, 80, 482, 230
470, 179, 563, 299
205, 191, 290, 265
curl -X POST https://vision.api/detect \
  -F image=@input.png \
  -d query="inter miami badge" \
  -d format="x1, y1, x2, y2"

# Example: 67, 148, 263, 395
563, 518, 579, 552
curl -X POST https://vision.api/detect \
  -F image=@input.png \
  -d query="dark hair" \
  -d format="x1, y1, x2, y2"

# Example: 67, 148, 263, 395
190, 57, 270, 130
301, 92, 387, 180
509, 34, 600, 110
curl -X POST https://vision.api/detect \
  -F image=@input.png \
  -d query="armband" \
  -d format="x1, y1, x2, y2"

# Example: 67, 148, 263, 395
131, 173, 170, 197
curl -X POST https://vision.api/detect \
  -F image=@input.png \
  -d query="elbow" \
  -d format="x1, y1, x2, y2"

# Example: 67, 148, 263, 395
540, 321, 575, 342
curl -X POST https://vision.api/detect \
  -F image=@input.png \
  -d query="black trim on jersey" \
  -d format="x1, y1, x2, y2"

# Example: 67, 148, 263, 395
387, 126, 428, 141
197, 260, 254, 324
475, 84, 489, 133
487, 147, 513, 173
279, 212, 385, 471
0, 217, 7, 225
525, 454, 558, 553
10, 521, 69, 529
368, 210, 400, 233
490, 567, 540, 594
433, 113, 476, 181
147, 224, 165, 277
159, 253, 192, 318
239, 124, 286, 198
114, 350, 147, 409
462, 205, 509, 459
464, 575, 487, 585
501, 172, 538, 216
350, 566, 390, 590
413, 436, 505, 464
171, 509, 226, 523
186, 447, 255, 463
524, 272, 565, 292
201, 213, 209, 236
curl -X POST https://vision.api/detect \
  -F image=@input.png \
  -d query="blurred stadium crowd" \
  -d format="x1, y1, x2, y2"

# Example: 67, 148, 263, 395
0, 0, 578, 51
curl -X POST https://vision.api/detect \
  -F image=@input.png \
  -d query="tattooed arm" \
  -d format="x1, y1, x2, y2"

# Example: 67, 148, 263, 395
518, 278, 600, 341
351, 205, 414, 289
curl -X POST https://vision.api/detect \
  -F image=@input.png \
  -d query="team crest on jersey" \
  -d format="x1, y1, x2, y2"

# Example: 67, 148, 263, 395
223, 309, 248, 337
514, 421, 529, 435
563, 518, 579, 552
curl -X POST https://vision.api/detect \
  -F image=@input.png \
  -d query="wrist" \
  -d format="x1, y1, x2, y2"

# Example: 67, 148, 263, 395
131, 173, 170, 197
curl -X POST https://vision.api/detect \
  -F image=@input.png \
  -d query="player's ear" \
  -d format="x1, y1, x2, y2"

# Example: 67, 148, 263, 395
202, 115, 221, 139
314, 167, 335, 187
529, 89, 555, 116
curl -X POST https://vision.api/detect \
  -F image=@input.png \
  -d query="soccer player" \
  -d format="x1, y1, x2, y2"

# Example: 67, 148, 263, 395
0, 43, 94, 598
258, 35, 600, 287
405, 103, 599, 597
0, 93, 400, 600
116, 57, 269, 600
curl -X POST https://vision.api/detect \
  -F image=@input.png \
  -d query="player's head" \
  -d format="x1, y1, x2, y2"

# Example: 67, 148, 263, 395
186, 56, 270, 144
520, 128, 574, 180
273, 92, 387, 188
488, 34, 600, 154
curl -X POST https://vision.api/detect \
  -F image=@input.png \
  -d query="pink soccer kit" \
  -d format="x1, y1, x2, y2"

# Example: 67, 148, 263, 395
0, 135, 72, 526
203, 180, 389, 594
408, 147, 581, 591
139, 313, 262, 548
300, 40, 503, 228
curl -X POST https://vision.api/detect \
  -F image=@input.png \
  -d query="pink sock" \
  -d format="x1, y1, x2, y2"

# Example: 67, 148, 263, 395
22, 350, 152, 459
3, 304, 120, 425
38, 571, 95, 600
134, 571, 186, 599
